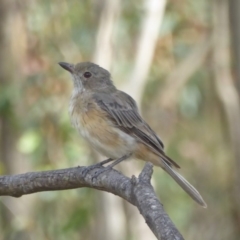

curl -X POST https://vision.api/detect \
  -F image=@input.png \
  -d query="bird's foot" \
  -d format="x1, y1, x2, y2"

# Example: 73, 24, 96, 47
82, 158, 114, 178
91, 165, 113, 180
91, 154, 131, 180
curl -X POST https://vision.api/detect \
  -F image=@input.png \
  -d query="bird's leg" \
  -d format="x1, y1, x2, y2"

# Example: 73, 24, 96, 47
106, 154, 131, 168
99, 158, 115, 166
92, 154, 132, 179
82, 158, 114, 177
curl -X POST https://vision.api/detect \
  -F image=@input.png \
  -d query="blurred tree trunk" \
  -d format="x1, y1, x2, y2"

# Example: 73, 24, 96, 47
229, 0, 240, 237
93, 0, 120, 70
0, 0, 16, 233
229, 0, 240, 93
213, 0, 240, 238
0, 1, 34, 239
123, 0, 167, 105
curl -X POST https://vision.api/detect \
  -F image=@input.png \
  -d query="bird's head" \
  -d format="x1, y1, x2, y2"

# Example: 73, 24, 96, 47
59, 61, 115, 92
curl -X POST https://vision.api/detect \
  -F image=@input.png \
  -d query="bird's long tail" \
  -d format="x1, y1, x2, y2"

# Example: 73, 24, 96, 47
162, 161, 207, 208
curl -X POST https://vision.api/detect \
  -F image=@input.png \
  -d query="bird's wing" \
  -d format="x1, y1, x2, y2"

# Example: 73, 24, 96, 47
93, 91, 180, 168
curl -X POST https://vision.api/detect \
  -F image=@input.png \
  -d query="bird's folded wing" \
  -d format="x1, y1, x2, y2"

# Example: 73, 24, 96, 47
93, 91, 180, 169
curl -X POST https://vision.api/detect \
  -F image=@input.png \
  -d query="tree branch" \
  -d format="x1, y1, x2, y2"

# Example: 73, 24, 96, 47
0, 163, 184, 240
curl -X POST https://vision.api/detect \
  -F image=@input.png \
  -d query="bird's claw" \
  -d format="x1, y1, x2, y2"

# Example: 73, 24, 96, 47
81, 158, 114, 178
91, 166, 112, 181
82, 162, 103, 178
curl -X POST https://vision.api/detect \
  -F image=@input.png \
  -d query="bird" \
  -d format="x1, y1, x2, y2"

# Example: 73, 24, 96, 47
59, 61, 207, 208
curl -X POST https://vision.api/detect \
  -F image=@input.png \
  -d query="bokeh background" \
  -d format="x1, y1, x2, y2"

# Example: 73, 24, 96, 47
1, 0, 240, 239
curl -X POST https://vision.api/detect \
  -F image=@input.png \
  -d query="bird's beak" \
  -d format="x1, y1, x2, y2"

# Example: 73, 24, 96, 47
58, 62, 74, 73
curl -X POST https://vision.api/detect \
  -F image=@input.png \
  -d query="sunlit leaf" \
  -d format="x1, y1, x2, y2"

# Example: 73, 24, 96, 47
17, 130, 41, 154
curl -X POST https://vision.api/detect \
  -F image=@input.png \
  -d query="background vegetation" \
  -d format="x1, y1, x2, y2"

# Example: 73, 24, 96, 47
0, 0, 240, 239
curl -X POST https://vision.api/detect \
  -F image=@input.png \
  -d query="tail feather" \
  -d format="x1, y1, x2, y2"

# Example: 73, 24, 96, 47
163, 162, 207, 208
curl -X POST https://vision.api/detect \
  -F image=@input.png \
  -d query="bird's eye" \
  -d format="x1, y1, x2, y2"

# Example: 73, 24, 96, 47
83, 72, 92, 78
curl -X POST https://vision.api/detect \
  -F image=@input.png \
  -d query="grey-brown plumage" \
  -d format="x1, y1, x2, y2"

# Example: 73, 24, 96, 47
59, 61, 207, 208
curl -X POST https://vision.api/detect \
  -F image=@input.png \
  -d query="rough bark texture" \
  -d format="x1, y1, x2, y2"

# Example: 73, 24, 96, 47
0, 163, 184, 240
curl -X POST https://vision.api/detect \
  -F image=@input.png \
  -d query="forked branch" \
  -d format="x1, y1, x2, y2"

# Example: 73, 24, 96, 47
0, 163, 184, 240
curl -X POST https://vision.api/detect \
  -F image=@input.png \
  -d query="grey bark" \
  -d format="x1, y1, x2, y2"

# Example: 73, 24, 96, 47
0, 163, 184, 240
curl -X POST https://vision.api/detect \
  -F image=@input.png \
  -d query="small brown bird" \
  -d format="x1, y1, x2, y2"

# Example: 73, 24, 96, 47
59, 61, 207, 208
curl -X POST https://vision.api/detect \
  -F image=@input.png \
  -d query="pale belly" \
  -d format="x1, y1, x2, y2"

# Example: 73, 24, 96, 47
70, 103, 137, 159
82, 127, 137, 159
